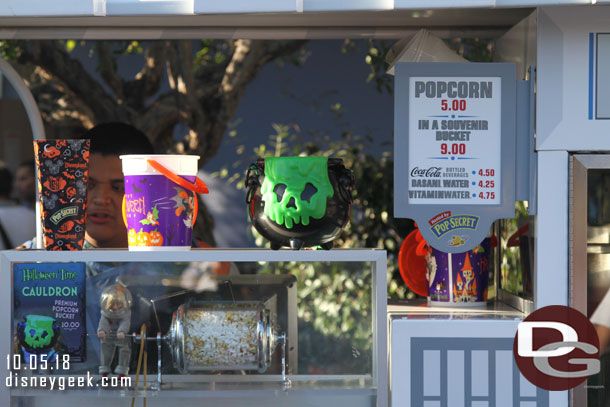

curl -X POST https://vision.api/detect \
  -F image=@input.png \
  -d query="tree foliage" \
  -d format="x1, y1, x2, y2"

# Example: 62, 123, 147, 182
0, 39, 307, 244
216, 38, 497, 369
241, 121, 411, 373
2, 40, 307, 164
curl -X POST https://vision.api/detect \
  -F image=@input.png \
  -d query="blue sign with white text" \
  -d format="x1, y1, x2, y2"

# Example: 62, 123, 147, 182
13, 263, 86, 363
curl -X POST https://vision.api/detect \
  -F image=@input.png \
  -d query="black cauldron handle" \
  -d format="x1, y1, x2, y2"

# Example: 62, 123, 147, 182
245, 161, 264, 204
337, 167, 355, 204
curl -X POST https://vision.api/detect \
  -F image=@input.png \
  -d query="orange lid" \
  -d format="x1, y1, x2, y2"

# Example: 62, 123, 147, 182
398, 229, 429, 296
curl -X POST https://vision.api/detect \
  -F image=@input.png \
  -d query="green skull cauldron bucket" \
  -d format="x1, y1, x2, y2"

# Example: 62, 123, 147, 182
246, 157, 354, 250
17, 315, 60, 353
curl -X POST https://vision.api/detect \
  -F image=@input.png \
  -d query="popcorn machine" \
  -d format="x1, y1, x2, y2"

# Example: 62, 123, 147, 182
116, 272, 296, 383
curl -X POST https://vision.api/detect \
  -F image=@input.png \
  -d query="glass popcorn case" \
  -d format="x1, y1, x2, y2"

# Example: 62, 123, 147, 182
0, 249, 387, 407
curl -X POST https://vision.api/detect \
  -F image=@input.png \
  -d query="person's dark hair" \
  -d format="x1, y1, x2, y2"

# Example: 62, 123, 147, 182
0, 166, 13, 197
83, 122, 154, 156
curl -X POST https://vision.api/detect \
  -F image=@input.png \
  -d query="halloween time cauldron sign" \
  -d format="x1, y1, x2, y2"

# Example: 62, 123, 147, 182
246, 157, 355, 250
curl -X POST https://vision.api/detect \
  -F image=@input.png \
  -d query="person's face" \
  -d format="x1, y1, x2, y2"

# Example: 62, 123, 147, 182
15, 166, 35, 203
86, 153, 127, 248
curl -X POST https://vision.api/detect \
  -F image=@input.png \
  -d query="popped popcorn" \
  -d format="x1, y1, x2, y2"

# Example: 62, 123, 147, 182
184, 308, 259, 369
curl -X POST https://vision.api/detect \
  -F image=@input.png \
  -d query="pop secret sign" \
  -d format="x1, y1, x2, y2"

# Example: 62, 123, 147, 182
394, 62, 517, 253
429, 212, 479, 239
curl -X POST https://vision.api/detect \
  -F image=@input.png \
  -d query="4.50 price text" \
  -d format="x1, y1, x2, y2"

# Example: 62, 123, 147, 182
478, 169, 495, 177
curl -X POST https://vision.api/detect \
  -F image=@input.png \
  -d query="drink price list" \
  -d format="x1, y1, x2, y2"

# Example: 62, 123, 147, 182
408, 76, 502, 205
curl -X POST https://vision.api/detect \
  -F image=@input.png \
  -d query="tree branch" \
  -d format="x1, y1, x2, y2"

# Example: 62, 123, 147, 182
124, 41, 167, 110
30, 67, 95, 129
135, 90, 183, 148
95, 42, 124, 102
13, 39, 307, 168
193, 39, 307, 166
16, 40, 131, 123
11, 61, 95, 130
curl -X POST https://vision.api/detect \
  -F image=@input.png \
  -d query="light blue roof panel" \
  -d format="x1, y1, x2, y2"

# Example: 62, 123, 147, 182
0, 0, 595, 17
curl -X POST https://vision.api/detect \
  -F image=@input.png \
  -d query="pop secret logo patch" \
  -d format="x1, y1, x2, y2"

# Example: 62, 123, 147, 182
49, 206, 79, 225
429, 212, 479, 238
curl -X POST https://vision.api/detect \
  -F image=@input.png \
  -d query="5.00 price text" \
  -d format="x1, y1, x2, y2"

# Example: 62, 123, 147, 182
441, 99, 467, 111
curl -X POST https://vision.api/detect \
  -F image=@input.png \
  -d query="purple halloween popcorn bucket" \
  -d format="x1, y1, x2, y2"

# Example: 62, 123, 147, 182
120, 155, 209, 251
423, 237, 493, 307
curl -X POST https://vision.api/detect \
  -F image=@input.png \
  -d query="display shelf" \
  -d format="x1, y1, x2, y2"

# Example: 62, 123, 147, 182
388, 298, 527, 320
11, 375, 377, 406
12, 386, 377, 407
0, 249, 387, 407
9, 373, 375, 392
1, 247, 385, 262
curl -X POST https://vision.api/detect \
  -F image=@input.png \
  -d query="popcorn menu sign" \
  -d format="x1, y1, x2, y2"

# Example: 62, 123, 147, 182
408, 77, 501, 205
394, 63, 518, 253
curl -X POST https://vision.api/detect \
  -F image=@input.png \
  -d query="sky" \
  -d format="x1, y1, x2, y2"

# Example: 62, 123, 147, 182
206, 39, 395, 172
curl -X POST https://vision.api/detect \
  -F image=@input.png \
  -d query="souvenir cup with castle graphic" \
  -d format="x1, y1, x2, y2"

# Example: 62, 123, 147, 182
399, 228, 493, 307
424, 238, 492, 307
120, 155, 208, 251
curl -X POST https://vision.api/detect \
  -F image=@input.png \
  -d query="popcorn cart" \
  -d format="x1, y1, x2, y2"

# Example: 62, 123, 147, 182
0, 2, 609, 407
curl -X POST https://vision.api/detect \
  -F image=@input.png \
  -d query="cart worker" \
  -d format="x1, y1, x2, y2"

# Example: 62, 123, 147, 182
14, 160, 36, 210
0, 164, 35, 250
84, 122, 154, 249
